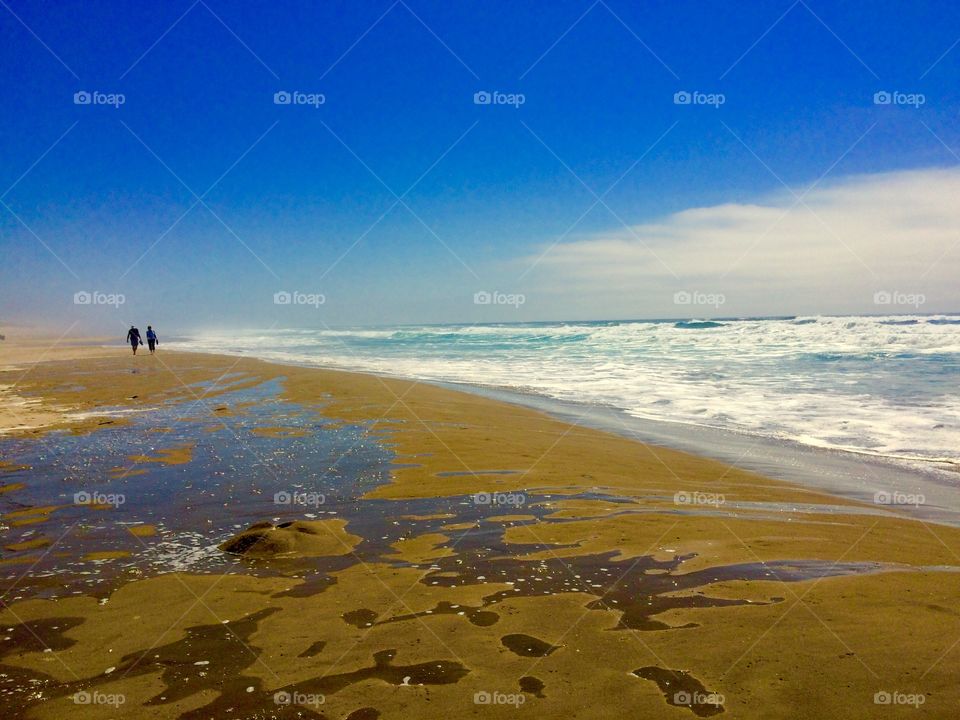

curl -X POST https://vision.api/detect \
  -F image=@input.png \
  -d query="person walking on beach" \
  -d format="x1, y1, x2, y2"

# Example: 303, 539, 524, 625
145, 326, 158, 354
126, 326, 142, 355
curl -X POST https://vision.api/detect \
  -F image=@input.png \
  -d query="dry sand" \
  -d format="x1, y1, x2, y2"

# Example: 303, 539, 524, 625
0, 335, 127, 435
0, 340, 957, 718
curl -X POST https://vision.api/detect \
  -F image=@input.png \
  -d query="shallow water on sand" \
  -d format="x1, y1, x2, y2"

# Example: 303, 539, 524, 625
0, 379, 394, 600
0, 378, 926, 606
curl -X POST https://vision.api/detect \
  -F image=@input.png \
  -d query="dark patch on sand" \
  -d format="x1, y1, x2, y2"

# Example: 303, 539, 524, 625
0, 615, 86, 707
520, 675, 546, 697
378, 600, 500, 628
298, 640, 327, 658
502, 633, 560, 657
343, 608, 379, 628
271, 572, 343, 598
634, 666, 724, 717
345, 708, 381, 720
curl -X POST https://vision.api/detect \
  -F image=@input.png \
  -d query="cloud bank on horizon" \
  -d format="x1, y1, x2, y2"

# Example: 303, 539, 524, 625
514, 166, 959, 319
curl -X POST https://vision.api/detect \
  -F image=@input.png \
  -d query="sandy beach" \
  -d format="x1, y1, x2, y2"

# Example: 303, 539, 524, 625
6, 1, 960, 715
0, 338, 957, 719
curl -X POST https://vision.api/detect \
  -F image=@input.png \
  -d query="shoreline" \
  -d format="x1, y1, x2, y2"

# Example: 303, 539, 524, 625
159, 342, 960, 525
158, 339, 959, 470
1, 341, 959, 717
436, 381, 960, 526
160, 314, 960, 474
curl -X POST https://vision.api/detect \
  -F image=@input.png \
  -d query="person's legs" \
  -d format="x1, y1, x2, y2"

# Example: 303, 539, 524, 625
131, 341, 137, 355
148, 339, 156, 354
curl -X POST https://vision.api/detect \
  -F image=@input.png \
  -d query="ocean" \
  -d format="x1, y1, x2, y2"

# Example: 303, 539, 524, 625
168, 315, 960, 470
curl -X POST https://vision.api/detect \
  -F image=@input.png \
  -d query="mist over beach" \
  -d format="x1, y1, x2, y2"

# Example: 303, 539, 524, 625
2, 2, 960, 719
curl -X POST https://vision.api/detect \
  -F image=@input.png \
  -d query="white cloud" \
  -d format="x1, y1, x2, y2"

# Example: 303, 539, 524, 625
518, 167, 960, 317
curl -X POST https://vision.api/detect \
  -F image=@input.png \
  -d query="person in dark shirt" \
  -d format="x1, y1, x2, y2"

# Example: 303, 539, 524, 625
146, 326, 158, 354
126, 326, 142, 355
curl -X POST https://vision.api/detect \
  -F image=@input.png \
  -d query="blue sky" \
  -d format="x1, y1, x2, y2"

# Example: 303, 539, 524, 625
2, 0, 959, 332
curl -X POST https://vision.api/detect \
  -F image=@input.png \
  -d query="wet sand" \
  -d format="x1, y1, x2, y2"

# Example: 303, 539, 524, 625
0, 342, 958, 718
